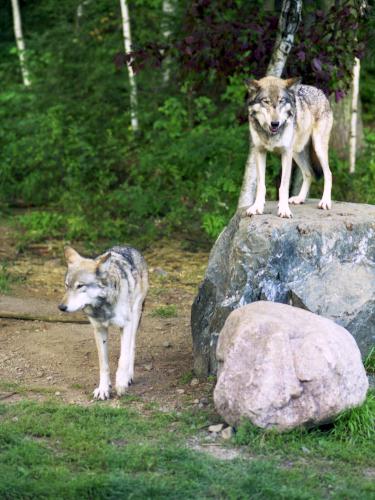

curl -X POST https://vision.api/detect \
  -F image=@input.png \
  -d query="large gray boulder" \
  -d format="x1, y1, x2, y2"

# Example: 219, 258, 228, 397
191, 200, 375, 376
214, 301, 369, 431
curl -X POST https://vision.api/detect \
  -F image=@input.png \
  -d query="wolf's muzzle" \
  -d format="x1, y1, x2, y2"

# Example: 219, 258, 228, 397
270, 121, 280, 133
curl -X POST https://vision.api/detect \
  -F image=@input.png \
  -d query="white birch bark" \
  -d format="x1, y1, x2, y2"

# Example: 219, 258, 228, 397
120, 0, 139, 132
76, 0, 91, 32
162, 0, 174, 83
349, 1, 366, 173
11, 0, 31, 87
324, 1, 365, 163
238, 0, 302, 209
349, 57, 360, 174
266, 0, 302, 77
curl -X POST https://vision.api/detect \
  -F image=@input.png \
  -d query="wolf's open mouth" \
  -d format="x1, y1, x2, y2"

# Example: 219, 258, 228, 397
270, 125, 279, 133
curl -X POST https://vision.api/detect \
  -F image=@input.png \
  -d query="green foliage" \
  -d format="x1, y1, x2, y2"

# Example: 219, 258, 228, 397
0, 0, 375, 248
17, 211, 65, 243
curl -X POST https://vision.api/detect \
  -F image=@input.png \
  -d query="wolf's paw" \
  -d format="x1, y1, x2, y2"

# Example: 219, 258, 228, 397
278, 205, 293, 218
93, 385, 111, 400
115, 372, 133, 396
289, 195, 305, 205
318, 198, 331, 210
115, 381, 132, 397
246, 202, 264, 216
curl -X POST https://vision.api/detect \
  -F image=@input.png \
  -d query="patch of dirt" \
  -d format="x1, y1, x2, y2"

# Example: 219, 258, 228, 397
0, 224, 213, 411
188, 437, 247, 461
363, 468, 375, 479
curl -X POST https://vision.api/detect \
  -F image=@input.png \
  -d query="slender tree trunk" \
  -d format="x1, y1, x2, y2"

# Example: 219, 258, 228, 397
238, 0, 302, 209
349, 57, 360, 173
162, 0, 174, 83
266, 0, 302, 77
11, 0, 31, 87
119, 0, 139, 132
330, 90, 364, 159
325, 0, 365, 164
349, 1, 366, 172
76, 0, 91, 33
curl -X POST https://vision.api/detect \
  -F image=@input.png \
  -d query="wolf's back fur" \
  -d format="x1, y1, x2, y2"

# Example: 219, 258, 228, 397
85, 246, 148, 324
294, 84, 331, 178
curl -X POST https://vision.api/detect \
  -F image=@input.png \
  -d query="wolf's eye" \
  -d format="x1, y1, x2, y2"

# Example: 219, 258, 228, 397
76, 283, 86, 290
279, 98, 286, 104
261, 98, 271, 105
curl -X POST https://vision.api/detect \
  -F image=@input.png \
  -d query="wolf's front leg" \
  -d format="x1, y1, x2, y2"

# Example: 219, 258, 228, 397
116, 319, 134, 396
278, 151, 293, 218
91, 322, 111, 400
246, 150, 266, 216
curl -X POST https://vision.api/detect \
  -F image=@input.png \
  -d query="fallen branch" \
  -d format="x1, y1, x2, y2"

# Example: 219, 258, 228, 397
0, 392, 18, 400
0, 312, 89, 324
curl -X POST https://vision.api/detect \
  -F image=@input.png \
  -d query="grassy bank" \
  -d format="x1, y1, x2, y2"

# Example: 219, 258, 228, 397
0, 391, 374, 499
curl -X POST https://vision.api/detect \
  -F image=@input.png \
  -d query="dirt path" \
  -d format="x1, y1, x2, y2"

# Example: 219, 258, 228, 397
0, 229, 213, 410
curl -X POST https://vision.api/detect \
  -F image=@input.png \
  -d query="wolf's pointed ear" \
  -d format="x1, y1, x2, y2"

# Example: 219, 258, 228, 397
285, 77, 301, 90
96, 252, 111, 275
244, 79, 260, 93
64, 246, 82, 266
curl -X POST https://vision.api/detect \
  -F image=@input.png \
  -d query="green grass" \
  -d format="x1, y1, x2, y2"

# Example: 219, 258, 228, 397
151, 305, 178, 318
332, 390, 375, 442
0, 261, 20, 294
179, 370, 195, 385
0, 381, 61, 397
365, 347, 375, 374
0, 393, 374, 499
236, 390, 374, 448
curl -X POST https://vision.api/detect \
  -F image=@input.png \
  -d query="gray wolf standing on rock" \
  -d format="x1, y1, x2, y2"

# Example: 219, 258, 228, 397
246, 76, 333, 218
59, 246, 148, 400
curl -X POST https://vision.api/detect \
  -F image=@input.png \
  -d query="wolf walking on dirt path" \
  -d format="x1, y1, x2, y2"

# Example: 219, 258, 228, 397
59, 246, 148, 400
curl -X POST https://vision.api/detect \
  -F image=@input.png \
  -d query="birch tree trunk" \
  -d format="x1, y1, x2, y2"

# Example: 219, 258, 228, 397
325, 0, 365, 167
11, 0, 31, 87
348, 2, 365, 173
162, 0, 174, 83
238, 0, 302, 209
266, 0, 302, 77
76, 0, 91, 33
349, 57, 360, 174
120, 0, 139, 132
